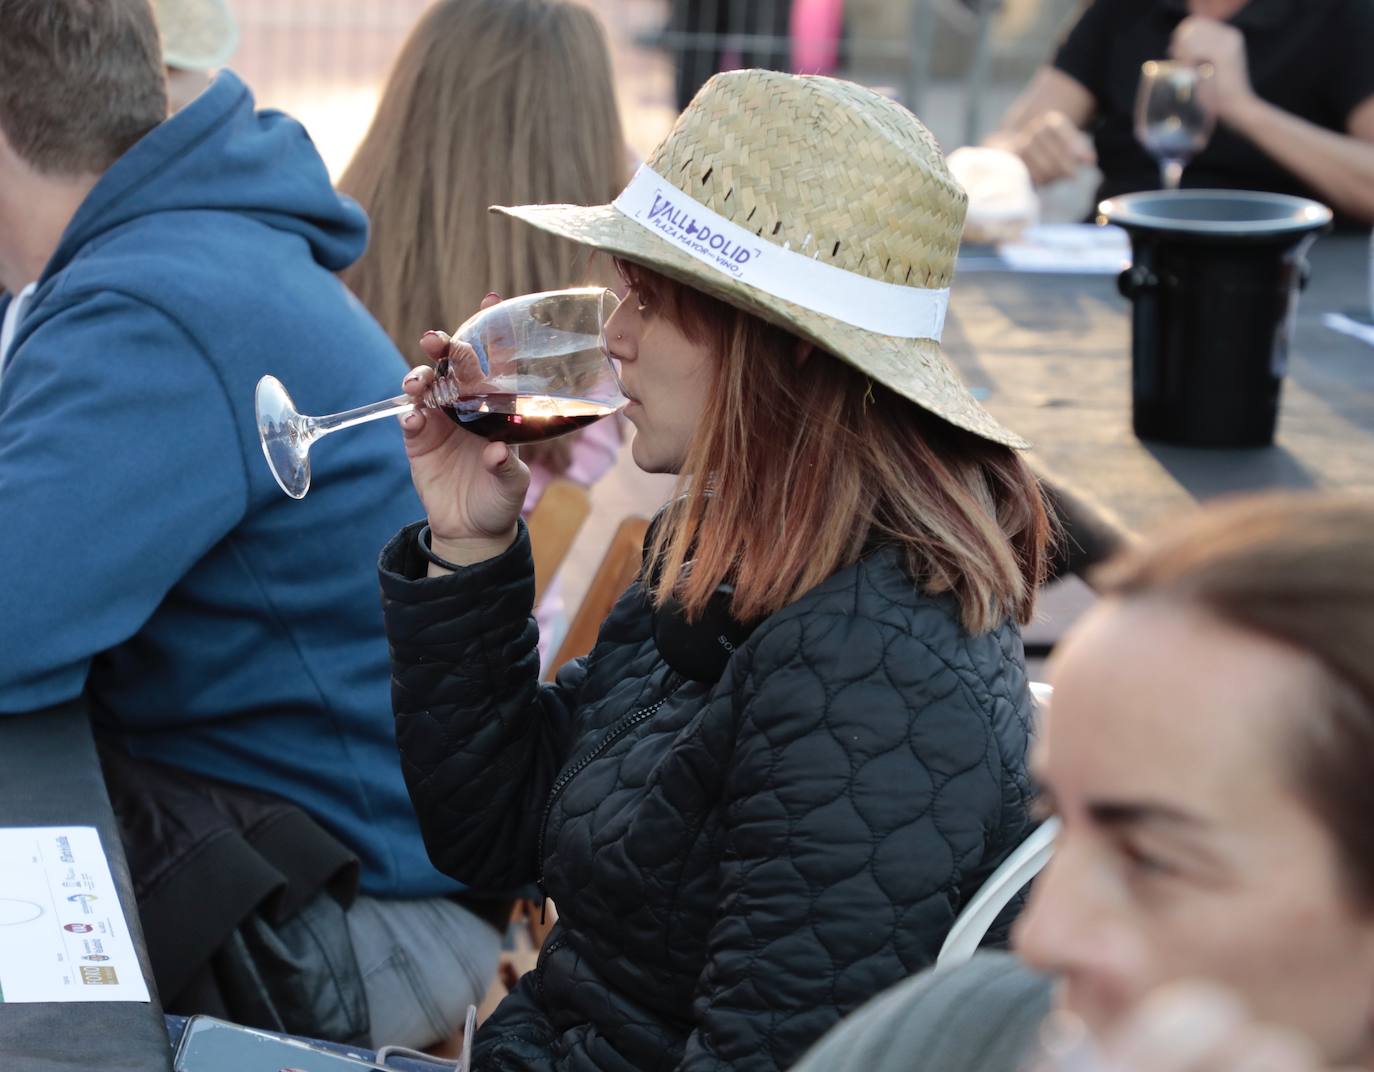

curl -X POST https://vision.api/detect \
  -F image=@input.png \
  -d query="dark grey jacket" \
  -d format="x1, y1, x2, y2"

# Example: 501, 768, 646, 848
380, 521, 1035, 1072
790, 953, 1053, 1072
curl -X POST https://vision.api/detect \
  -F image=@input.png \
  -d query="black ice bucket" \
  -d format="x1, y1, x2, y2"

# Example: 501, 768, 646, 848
1099, 189, 1332, 447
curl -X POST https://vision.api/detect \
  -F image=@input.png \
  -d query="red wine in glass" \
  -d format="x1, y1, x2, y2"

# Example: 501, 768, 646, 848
440, 392, 618, 443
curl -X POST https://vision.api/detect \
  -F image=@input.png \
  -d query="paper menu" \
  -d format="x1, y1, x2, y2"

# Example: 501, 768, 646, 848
997, 224, 1132, 275
0, 826, 151, 1002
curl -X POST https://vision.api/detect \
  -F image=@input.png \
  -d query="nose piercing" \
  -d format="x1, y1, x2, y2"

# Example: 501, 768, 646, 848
616, 332, 624, 341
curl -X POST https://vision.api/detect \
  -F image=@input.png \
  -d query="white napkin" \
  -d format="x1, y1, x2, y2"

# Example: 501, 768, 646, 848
1323, 312, 1374, 349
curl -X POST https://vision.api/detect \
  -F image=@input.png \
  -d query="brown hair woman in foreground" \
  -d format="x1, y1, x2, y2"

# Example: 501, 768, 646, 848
380, 70, 1053, 1071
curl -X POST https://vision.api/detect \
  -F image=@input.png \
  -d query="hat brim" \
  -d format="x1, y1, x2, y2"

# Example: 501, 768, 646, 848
494, 201, 1029, 450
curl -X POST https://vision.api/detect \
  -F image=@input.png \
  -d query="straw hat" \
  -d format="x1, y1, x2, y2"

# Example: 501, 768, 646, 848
495, 69, 1027, 449
153, 0, 239, 70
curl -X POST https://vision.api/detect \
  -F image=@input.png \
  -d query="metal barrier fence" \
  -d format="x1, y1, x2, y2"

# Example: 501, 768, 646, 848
651, 0, 1079, 145
222, 0, 1080, 172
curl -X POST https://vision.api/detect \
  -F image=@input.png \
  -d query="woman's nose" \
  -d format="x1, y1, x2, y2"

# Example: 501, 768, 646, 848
602, 298, 635, 362
1013, 840, 1146, 1003
1014, 842, 1119, 978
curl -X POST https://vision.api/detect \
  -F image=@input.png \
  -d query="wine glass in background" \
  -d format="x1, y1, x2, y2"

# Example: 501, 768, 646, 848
1134, 60, 1217, 191
255, 287, 626, 499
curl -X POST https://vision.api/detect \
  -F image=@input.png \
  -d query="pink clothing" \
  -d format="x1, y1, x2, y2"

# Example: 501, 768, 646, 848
790, 0, 845, 74
524, 414, 625, 670
521, 411, 623, 516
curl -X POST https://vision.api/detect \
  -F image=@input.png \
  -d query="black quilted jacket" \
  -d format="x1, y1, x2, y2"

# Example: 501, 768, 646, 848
379, 521, 1035, 1072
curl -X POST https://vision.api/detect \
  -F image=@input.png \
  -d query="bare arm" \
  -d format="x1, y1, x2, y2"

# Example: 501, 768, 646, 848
984, 67, 1099, 186
1173, 16, 1374, 224
1223, 96, 1374, 224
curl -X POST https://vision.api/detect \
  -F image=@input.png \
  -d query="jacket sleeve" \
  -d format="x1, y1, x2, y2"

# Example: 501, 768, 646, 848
0, 290, 247, 713
379, 521, 583, 892
678, 611, 1022, 1071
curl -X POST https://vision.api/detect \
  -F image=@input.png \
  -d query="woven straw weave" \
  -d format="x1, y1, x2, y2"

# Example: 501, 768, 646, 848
497, 70, 1027, 449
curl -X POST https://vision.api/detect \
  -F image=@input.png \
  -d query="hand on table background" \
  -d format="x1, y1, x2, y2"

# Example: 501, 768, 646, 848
988, 110, 1097, 186
1170, 16, 1254, 123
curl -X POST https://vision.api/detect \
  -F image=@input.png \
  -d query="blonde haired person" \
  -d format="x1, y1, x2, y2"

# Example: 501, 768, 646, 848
380, 71, 1052, 1071
339, 0, 627, 661
151, 0, 238, 113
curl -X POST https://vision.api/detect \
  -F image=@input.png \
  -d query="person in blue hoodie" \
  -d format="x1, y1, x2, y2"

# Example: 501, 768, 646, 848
0, 0, 498, 1049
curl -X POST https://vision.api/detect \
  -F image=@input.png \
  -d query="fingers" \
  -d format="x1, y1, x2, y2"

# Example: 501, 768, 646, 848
482, 440, 516, 475
1100, 982, 1327, 1072
1107, 982, 1247, 1069
418, 330, 450, 362
402, 363, 435, 399
1018, 112, 1095, 185
445, 343, 489, 392
1065, 123, 1097, 167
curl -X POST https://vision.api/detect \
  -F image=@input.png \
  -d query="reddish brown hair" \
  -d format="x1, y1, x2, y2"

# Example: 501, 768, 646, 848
0, 0, 166, 175
619, 260, 1053, 635
1095, 493, 1374, 906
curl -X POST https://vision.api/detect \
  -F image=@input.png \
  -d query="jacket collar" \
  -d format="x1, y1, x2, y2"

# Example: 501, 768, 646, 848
1157, 0, 1296, 30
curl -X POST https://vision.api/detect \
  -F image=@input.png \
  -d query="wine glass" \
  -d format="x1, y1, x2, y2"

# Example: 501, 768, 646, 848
1134, 60, 1217, 191
256, 287, 626, 499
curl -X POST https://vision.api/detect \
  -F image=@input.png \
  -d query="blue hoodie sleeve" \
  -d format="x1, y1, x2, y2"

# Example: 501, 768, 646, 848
0, 289, 248, 712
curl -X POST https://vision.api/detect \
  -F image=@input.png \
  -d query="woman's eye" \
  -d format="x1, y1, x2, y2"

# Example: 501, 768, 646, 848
1123, 842, 1176, 879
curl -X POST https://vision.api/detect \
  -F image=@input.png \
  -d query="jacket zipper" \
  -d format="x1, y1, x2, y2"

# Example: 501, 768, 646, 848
534, 934, 569, 1002
535, 674, 683, 912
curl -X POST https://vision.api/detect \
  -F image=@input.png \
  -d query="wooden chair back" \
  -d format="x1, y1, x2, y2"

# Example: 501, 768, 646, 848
525, 479, 593, 607
545, 515, 649, 679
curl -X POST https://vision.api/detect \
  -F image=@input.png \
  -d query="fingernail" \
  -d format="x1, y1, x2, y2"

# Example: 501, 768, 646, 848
402, 412, 421, 427
484, 292, 500, 302
420, 330, 441, 342
403, 370, 421, 385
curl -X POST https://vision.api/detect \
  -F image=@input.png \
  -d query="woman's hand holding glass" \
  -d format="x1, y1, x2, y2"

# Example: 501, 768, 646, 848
400, 305, 530, 567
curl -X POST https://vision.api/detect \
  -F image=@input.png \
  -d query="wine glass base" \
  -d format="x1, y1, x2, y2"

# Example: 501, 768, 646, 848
255, 375, 313, 499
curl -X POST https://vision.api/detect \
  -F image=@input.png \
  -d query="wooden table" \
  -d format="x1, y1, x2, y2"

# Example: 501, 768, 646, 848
945, 234, 1374, 561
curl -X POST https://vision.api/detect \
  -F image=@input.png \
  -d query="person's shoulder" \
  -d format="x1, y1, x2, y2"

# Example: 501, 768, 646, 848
792, 953, 1053, 1072
745, 548, 987, 642
738, 549, 1008, 685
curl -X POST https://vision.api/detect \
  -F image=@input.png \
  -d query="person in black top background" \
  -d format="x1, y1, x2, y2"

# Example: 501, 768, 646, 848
985, 0, 1374, 227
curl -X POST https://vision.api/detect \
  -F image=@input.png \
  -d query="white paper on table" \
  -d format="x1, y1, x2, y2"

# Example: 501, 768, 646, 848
0, 826, 151, 1002
995, 224, 1132, 275
1323, 312, 1374, 349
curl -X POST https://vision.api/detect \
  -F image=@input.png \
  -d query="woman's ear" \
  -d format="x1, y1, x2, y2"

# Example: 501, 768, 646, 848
794, 339, 815, 366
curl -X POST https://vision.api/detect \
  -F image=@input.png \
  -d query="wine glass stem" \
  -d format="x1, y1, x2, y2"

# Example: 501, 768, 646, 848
1161, 159, 1184, 191
310, 393, 420, 437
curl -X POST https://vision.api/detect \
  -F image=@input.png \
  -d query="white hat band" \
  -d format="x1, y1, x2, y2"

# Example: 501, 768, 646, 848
612, 165, 949, 341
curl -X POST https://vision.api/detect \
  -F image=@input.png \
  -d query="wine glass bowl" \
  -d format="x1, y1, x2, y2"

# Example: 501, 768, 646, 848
1135, 60, 1217, 190
255, 287, 625, 499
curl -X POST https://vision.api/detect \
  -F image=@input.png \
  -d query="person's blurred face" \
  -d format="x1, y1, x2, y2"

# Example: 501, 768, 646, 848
602, 276, 715, 475
1014, 598, 1374, 1065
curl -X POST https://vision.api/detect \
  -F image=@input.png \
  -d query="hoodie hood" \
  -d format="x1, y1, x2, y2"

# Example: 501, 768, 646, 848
45, 70, 366, 282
